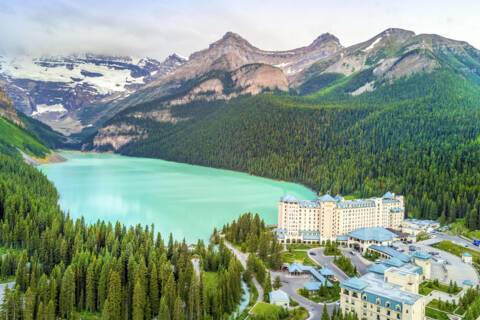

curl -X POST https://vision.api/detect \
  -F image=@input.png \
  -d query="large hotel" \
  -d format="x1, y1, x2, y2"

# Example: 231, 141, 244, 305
276, 192, 404, 243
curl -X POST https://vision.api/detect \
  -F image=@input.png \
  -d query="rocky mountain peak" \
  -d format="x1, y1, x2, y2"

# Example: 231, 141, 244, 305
378, 28, 416, 38
209, 31, 253, 50
310, 33, 341, 47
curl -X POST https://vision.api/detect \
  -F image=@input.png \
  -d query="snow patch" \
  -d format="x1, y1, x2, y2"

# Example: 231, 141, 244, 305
32, 103, 67, 116
1, 56, 145, 95
363, 37, 382, 52
350, 82, 375, 96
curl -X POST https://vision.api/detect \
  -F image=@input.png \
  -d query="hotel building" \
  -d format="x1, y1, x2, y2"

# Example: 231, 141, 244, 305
340, 250, 431, 320
276, 192, 404, 243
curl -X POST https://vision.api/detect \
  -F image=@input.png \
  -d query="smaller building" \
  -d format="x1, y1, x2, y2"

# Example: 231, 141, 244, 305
339, 227, 399, 253
462, 252, 473, 264
401, 219, 439, 236
269, 289, 290, 308
320, 267, 335, 281
287, 263, 333, 286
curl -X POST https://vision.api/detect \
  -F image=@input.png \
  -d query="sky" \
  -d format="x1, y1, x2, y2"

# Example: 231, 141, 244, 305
0, 0, 479, 60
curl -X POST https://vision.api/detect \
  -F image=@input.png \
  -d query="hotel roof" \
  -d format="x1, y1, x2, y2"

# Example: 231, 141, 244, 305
281, 195, 298, 202
347, 227, 398, 242
318, 194, 336, 202
383, 192, 395, 199
384, 258, 405, 268
287, 263, 332, 286
269, 289, 289, 303
367, 263, 389, 275
341, 277, 368, 291
412, 251, 432, 260
369, 245, 411, 263
360, 272, 423, 306
320, 267, 334, 276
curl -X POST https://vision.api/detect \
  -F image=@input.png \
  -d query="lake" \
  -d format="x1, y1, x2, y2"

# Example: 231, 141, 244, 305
39, 151, 315, 242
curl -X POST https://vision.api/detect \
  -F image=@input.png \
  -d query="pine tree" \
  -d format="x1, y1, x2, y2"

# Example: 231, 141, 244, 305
46, 299, 56, 320
59, 266, 76, 318
273, 276, 282, 289
322, 303, 330, 320
86, 263, 96, 312
158, 296, 171, 320
173, 296, 185, 320
103, 271, 122, 320
23, 287, 35, 320
263, 272, 272, 301
149, 262, 160, 318
133, 278, 146, 320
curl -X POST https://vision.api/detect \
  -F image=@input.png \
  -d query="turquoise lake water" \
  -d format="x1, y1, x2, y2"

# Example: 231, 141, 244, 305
39, 151, 315, 242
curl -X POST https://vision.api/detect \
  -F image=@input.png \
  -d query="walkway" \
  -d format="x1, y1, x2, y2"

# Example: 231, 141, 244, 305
224, 241, 264, 304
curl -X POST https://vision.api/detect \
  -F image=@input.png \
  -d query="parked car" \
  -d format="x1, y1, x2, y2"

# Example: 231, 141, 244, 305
309, 252, 316, 256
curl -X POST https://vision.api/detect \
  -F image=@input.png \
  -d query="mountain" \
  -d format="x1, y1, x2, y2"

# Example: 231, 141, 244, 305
295, 28, 480, 94
154, 31, 342, 84
0, 53, 186, 135
0, 87, 52, 158
85, 28, 480, 229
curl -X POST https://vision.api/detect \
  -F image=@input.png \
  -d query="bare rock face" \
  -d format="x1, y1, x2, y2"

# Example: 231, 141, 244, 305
0, 88, 23, 126
93, 124, 147, 150
168, 64, 288, 106
232, 64, 289, 94
156, 31, 342, 85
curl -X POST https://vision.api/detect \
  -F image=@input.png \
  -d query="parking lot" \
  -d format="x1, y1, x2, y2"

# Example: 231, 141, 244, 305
393, 241, 479, 286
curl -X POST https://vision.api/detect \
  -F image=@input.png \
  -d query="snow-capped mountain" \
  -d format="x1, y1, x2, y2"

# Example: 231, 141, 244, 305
0, 53, 186, 134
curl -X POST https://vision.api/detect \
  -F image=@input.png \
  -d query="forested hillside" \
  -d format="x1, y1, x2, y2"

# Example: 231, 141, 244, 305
113, 70, 480, 228
0, 154, 244, 319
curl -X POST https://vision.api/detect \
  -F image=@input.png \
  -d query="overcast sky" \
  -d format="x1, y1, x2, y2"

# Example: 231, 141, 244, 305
1, 0, 479, 60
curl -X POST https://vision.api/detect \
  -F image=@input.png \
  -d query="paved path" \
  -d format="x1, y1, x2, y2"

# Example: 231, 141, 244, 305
224, 241, 264, 303
307, 248, 349, 281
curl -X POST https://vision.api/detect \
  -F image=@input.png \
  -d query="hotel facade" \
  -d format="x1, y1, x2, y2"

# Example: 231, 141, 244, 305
276, 192, 404, 243
340, 250, 432, 320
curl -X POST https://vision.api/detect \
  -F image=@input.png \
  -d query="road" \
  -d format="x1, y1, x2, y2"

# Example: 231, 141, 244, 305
421, 232, 480, 252
307, 248, 349, 281
271, 270, 338, 320
224, 241, 264, 303
340, 248, 371, 275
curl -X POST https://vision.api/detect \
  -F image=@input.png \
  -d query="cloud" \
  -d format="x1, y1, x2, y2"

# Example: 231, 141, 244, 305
0, 0, 478, 60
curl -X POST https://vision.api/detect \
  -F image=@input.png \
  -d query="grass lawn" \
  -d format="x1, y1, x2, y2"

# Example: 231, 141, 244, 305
287, 243, 319, 250
281, 250, 316, 266
419, 281, 461, 296
250, 302, 308, 320
448, 219, 480, 240
250, 302, 283, 317
432, 240, 480, 265
426, 307, 450, 320
427, 299, 457, 313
